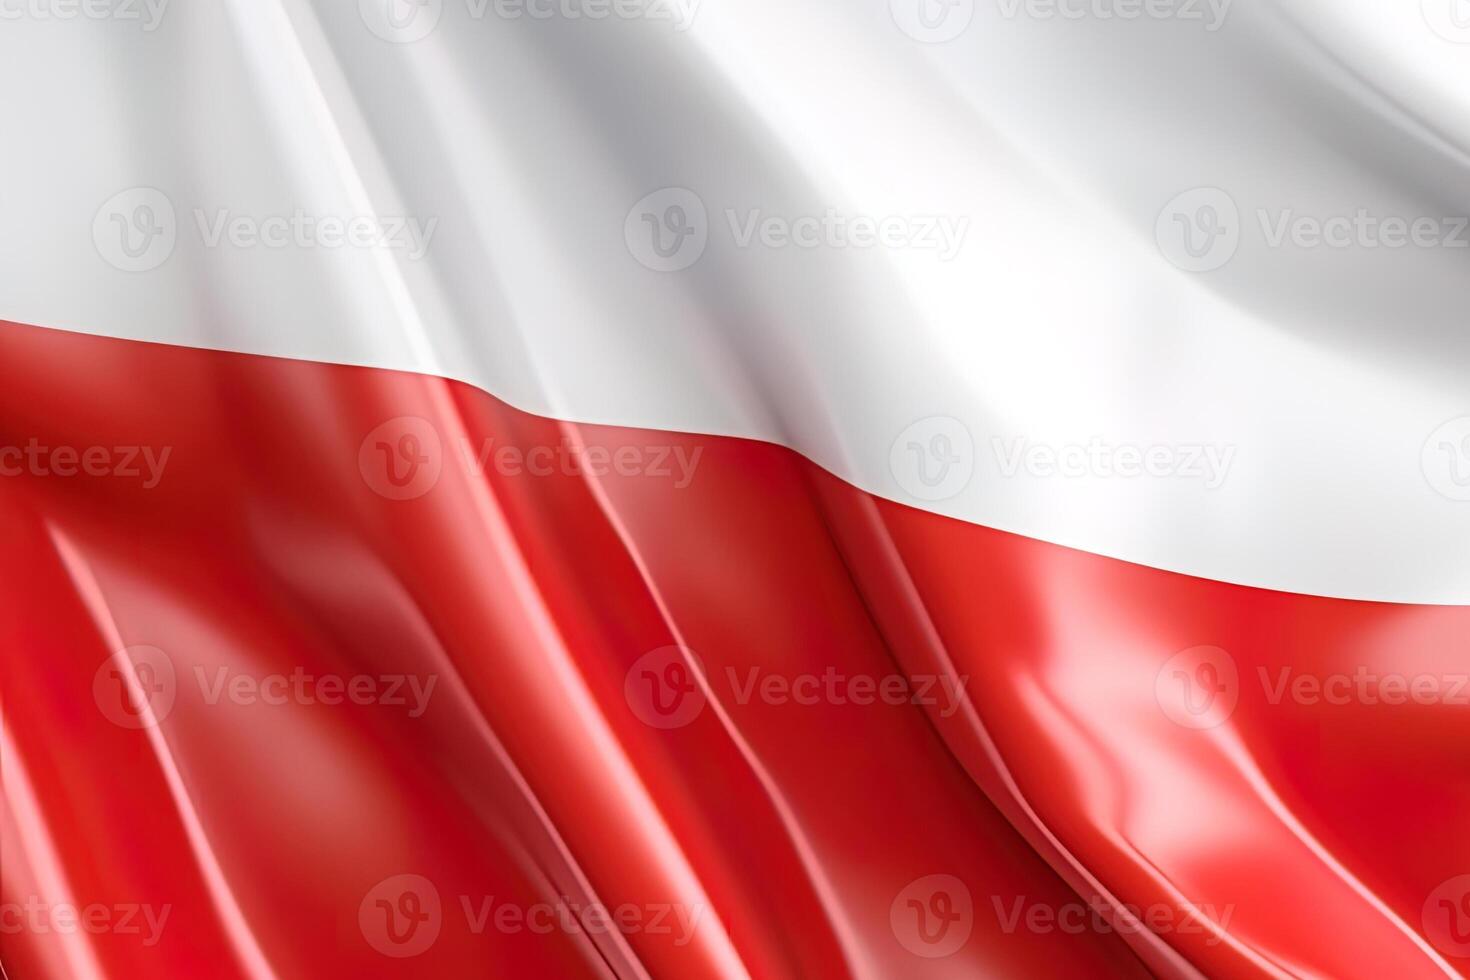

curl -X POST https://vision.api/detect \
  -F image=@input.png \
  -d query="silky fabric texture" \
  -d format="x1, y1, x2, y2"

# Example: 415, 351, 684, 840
2, 323, 1467, 978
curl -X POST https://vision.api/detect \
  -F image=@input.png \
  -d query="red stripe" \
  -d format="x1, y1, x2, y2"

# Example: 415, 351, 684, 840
0, 319, 1465, 978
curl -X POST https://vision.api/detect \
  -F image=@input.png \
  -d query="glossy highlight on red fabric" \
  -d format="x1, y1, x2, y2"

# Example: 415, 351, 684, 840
1, 321, 1466, 978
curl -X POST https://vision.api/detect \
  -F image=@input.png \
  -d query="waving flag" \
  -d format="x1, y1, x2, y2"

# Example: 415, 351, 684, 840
4, 1, 1470, 977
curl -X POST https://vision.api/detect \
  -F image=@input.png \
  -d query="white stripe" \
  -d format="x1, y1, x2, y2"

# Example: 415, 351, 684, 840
1, 1, 1468, 602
